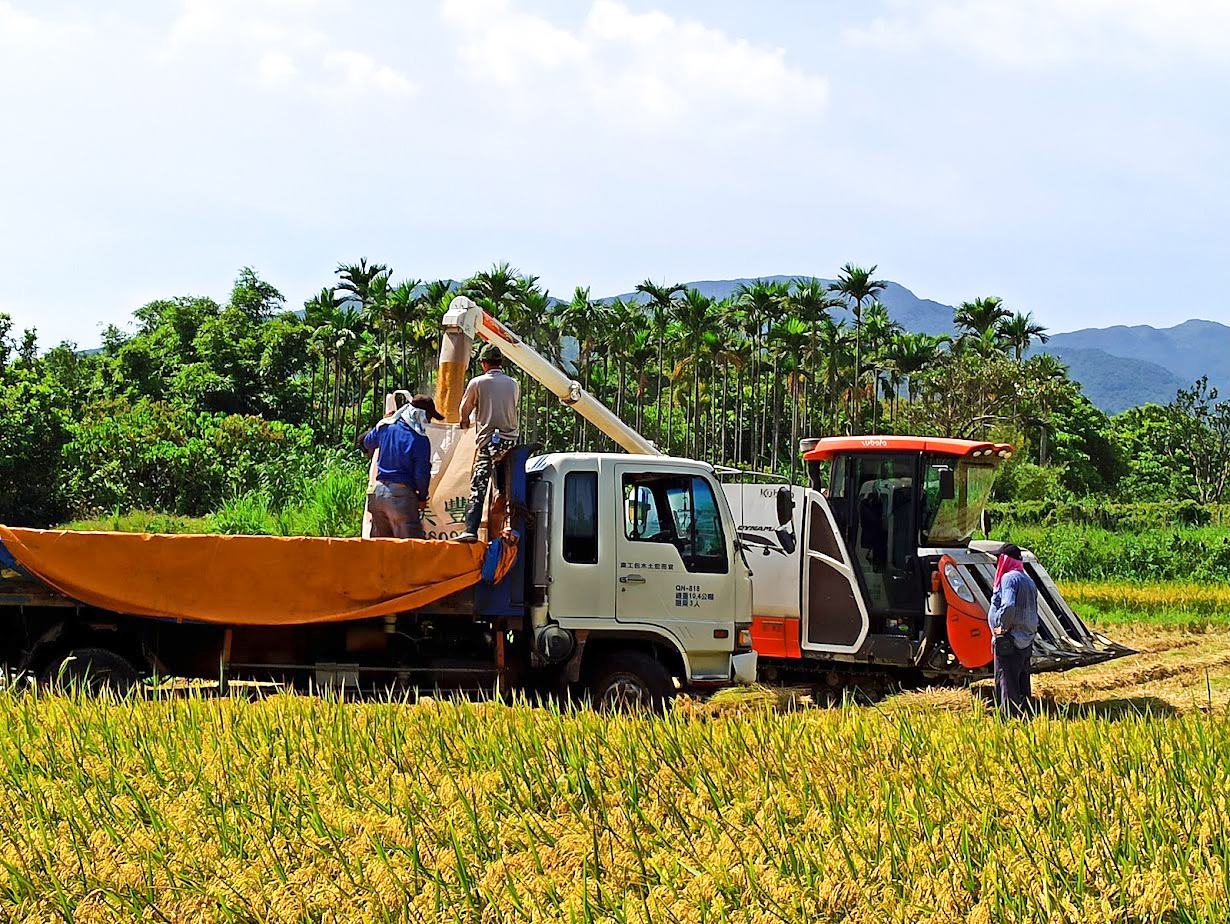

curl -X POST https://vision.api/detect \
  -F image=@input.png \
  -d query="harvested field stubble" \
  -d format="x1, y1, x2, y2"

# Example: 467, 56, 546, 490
0, 689, 1228, 923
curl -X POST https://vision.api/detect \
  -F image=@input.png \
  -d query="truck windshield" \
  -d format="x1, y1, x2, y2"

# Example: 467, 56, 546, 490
920, 460, 997, 546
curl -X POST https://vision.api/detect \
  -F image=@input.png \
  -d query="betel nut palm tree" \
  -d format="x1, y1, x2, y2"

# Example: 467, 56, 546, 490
635, 279, 686, 450
829, 263, 887, 433
953, 296, 1011, 340
787, 278, 842, 436
997, 311, 1050, 362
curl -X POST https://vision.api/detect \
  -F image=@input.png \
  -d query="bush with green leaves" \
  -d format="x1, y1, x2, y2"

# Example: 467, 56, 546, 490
989, 499, 1230, 531
0, 378, 71, 525
991, 458, 1067, 502
57, 399, 332, 518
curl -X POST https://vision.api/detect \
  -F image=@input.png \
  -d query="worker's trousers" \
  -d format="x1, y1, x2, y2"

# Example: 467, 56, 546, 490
464, 441, 511, 535
993, 637, 1032, 717
369, 482, 425, 539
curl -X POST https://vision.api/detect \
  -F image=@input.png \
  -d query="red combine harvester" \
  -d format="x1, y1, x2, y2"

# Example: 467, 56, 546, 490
723, 436, 1131, 695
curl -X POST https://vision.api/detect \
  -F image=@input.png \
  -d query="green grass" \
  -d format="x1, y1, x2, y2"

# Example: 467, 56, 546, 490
996, 524, 1230, 583
58, 510, 211, 534
1076, 603, 1230, 629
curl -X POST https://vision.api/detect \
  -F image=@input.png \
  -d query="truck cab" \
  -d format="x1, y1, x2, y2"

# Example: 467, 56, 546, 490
526, 453, 756, 700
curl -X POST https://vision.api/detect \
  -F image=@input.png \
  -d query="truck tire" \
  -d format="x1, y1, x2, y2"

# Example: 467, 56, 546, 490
588, 651, 674, 712
38, 647, 143, 695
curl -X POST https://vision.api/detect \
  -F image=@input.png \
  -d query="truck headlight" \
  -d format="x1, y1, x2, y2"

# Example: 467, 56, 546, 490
736, 626, 753, 650
943, 562, 976, 604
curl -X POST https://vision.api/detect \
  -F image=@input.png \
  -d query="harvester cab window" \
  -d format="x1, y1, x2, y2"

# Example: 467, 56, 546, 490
921, 459, 997, 545
832, 454, 917, 617
622, 474, 728, 574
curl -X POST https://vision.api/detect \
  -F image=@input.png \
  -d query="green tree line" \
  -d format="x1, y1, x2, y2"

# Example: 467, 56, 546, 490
1, 261, 1227, 526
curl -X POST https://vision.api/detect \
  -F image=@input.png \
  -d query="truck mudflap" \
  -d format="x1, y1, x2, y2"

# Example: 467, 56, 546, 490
940, 545, 1134, 673
731, 651, 758, 685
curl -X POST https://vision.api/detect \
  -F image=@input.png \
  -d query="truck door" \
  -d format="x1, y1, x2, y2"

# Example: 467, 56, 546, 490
613, 466, 733, 648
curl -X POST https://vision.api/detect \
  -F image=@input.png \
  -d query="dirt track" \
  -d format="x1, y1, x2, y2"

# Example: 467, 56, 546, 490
698, 625, 1230, 718
897, 625, 1230, 717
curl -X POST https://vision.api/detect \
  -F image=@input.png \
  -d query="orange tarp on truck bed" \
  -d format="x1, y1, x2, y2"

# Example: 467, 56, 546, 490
0, 526, 486, 626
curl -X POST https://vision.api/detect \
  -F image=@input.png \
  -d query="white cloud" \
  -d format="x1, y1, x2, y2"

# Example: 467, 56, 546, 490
161, 0, 418, 99
258, 50, 300, 85
324, 50, 418, 98
845, 0, 1230, 68
441, 0, 828, 134
0, 1, 93, 57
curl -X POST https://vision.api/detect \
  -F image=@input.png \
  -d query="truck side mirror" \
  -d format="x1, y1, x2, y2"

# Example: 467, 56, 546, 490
775, 486, 795, 526
625, 485, 652, 537
939, 469, 956, 500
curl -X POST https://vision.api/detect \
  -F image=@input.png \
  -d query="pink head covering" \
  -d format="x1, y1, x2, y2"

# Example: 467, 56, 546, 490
994, 543, 1025, 588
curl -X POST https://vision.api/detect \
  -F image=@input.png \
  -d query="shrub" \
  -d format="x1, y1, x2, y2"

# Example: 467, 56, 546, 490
0, 379, 70, 525
992, 459, 1066, 502
58, 399, 326, 518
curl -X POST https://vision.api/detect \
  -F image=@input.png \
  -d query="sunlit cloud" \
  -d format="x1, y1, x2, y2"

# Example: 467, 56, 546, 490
845, 0, 1230, 67
441, 0, 828, 135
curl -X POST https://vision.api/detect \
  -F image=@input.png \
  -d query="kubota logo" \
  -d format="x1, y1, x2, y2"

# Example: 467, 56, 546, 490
860, 438, 888, 448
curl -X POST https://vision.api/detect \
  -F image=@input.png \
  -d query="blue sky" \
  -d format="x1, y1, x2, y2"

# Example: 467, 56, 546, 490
2, 0, 1228, 348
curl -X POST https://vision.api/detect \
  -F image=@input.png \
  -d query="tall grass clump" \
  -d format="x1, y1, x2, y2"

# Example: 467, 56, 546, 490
285, 466, 367, 538
209, 491, 276, 535
0, 692, 1226, 922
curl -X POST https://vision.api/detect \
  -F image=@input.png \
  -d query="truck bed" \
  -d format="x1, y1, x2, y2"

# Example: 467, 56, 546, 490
0, 525, 498, 626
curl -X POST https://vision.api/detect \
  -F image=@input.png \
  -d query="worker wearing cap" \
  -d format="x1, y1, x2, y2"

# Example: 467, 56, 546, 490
987, 542, 1039, 717
360, 394, 443, 539
457, 345, 520, 542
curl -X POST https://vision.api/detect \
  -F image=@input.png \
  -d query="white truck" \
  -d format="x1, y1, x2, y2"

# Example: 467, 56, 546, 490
0, 443, 757, 706
0, 300, 757, 707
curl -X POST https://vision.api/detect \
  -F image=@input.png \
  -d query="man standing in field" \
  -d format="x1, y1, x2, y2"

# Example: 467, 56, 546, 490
987, 542, 1039, 717
457, 345, 519, 542
360, 395, 442, 539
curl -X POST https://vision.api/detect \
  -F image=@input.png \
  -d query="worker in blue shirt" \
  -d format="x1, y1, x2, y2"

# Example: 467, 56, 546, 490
986, 542, 1039, 717
360, 395, 440, 539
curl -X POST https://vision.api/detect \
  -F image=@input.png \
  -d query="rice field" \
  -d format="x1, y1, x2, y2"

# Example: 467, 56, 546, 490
1, 581, 1228, 923
1062, 581, 1230, 625
0, 679, 1228, 920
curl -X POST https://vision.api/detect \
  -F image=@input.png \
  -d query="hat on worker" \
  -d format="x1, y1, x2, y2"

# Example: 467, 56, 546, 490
997, 542, 1022, 561
480, 344, 504, 365
409, 394, 444, 422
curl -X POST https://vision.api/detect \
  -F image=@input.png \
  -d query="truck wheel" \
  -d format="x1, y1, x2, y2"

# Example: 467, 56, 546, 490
588, 651, 674, 712
39, 647, 143, 695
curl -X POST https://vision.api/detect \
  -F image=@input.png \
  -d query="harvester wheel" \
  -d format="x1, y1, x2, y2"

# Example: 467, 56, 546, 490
588, 651, 674, 712
39, 647, 143, 695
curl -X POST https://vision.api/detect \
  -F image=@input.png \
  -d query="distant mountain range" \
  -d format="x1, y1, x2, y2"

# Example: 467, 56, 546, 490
609, 277, 1216, 414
